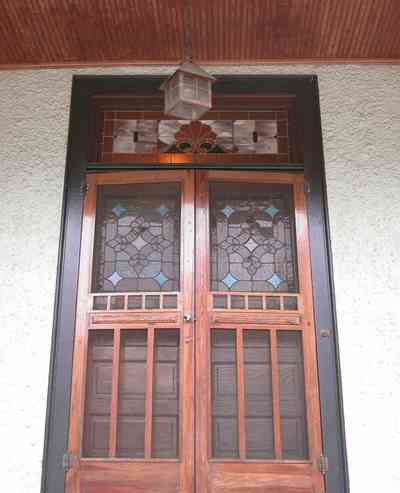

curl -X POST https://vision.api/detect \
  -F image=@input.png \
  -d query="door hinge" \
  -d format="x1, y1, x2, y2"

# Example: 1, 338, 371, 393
80, 181, 89, 194
318, 454, 329, 475
300, 181, 311, 194
62, 452, 76, 472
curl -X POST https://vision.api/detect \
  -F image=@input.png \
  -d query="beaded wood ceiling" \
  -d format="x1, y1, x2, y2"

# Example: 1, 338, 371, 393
0, 0, 399, 69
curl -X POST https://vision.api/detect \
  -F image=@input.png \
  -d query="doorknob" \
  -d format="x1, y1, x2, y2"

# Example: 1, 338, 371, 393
183, 313, 193, 322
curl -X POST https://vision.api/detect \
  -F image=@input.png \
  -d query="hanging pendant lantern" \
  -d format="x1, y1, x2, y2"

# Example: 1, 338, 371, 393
160, 0, 215, 120
160, 61, 215, 120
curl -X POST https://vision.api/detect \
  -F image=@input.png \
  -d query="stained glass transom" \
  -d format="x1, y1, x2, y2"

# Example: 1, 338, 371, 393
93, 183, 181, 292
112, 119, 279, 154
210, 183, 298, 292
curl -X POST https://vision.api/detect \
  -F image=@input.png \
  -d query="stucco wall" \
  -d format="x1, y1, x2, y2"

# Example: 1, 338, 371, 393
0, 65, 399, 493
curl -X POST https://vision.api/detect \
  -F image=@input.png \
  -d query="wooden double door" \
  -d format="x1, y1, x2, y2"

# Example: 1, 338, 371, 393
67, 170, 325, 493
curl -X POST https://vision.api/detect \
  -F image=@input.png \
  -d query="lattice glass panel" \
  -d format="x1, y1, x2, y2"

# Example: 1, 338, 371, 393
93, 183, 181, 292
210, 183, 298, 292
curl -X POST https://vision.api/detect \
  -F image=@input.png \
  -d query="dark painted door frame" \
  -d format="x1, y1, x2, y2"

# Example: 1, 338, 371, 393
41, 75, 349, 493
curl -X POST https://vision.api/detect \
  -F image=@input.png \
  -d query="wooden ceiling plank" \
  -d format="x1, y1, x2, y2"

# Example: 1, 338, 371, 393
4, 0, 36, 63
0, 0, 399, 67
0, 2, 25, 63
387, 6, 400, 57
375, 0, 400, 58
163, 2, 178, 62
343, 0, 364, 58
360, 0, 387, 58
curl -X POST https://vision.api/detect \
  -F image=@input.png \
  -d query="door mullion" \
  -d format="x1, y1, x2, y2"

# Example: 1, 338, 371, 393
144, 326, 155, 459
270, 328, 283, 460
109, 327, 121, 457
236, 328, 246, 460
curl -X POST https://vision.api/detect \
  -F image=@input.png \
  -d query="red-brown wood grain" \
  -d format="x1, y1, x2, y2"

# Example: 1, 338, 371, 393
67, 169, 325, 493
66, 170, 195, 493
195, 170, 324, 493
0, 0, 399, 68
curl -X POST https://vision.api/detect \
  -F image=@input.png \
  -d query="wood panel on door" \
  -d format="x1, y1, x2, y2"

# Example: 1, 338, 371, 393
66, 171, 195, 493
195, 171, 325, 493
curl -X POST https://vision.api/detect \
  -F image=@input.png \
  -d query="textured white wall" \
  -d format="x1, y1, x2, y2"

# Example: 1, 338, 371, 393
0, 65, 399, 493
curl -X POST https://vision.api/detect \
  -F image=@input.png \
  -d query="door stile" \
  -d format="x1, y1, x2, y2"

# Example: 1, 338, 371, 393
179, 170, 196, 493
144, 326, 155, 459
195, 170, 212, 493
293, 182, 325, 489
236, 328, 246, 460
270, 328, 283, 460
109, 327, 121, 457
66, 173, 98, 489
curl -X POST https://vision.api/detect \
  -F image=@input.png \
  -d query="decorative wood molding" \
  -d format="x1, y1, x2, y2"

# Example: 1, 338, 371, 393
210, 312, 301, 326
90, 312, 180, 325
175, 121, 217, 153
0, 58, 400, 72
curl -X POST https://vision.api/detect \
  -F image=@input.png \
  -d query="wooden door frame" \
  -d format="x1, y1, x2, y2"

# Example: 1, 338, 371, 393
41, 75, 349, 493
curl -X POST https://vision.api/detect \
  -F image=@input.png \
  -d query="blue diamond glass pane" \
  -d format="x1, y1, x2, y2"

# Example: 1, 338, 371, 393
267, 273, 282, 289
265, 205, 279, 218
222, 273, 238, 289
157, 204, 169, 217
154, 271, 168, 287
222, 205, 235, 218
108, 271, 123, 287
112, 204, 126, 217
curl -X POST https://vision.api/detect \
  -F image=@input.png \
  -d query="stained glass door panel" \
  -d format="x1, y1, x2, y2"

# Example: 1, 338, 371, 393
67, 171, 194, 493
196, 171, 324, 493
210, 182, 298, 293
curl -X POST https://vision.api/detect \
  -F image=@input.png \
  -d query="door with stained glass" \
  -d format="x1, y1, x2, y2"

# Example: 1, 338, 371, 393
66, 169, 324, 493
66, 171, 195, 493
195, 171, 324, 493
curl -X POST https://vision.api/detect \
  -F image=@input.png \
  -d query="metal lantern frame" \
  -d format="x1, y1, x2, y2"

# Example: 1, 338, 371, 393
160, 61, 215, 120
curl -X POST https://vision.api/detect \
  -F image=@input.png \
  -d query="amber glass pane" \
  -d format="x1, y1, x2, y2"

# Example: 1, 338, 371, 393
210, 183, 298, 292
83, 331, 114, 457
152, 330, 180, 458
211, 329, 239, 458
278, 331, 309, 459
93, 183, 181, 293
116, 330, 147, 458
244, 330, 274, 459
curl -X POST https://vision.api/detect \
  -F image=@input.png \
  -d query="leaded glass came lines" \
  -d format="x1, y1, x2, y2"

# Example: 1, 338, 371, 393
93, 183, 181, 292
210, 183, 298, 293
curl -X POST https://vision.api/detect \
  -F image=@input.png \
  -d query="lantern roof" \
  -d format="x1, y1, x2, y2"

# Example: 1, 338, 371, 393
160, 61, 216, 91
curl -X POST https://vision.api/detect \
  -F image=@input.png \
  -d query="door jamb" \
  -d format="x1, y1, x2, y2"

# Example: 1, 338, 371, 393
41, 75, 349, 493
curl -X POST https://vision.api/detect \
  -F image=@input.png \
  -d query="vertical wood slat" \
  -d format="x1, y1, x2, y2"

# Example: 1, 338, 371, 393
179, 170, 195, 493
144, 326, 155, 459
109, 328, 121, 457
236, 328, 246, 459
270, 329, 283, 460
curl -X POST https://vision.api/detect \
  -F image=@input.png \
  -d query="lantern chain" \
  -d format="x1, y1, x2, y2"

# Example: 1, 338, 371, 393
184, 0, 193, 62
